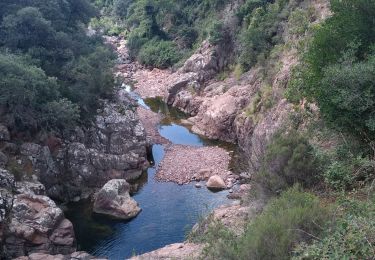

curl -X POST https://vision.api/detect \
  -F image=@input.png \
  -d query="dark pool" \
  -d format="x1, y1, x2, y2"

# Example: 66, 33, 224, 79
65, 89, 231, 259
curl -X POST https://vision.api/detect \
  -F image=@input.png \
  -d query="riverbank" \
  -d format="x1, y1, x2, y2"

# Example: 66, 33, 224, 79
61, 36, 246, 259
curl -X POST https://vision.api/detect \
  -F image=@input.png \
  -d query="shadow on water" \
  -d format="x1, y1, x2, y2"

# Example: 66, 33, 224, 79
65, 92, 236, 259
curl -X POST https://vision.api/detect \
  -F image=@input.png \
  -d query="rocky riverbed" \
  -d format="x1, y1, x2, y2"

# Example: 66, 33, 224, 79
0, 34, 253, 259
156, 144, 233, 185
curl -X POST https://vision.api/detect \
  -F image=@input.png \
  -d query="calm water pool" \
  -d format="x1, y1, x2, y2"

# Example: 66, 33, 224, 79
65, 90, 231, 259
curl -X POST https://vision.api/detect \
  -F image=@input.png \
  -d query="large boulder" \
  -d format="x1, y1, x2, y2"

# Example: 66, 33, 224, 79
4, 194, 76, 258
93, 179, 141, 220
206, 175, 226, 190
0, 124, 10, 141
180, 40, 227, 82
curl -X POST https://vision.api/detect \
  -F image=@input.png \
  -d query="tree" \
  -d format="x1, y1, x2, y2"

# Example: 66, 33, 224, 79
289, 0, 375, 140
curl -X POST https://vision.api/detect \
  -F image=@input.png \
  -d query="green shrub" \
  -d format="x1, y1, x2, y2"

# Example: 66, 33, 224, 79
202, 186, 328, 260
256, 130, 320, 195
90, 17, 123, 36
238, 0, 302, 70
287, 7, 313, 37
293, 196, 375, 260
323, 153, 374, 191
287, 0, 375, 140
208, 21, 225, 45
138, 39, 180, 68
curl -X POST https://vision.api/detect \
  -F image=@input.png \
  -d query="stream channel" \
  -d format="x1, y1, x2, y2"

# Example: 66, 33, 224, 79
65, 86, 234, 259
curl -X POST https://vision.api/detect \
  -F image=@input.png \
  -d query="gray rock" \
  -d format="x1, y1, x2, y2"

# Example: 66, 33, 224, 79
0, 151, 8, 166
4, 194, 76, 258
16, 181, 46, 195
93, 179, 141, 220
0, 124, 10, 141
2, 142, 18, 155
180, 40, 224, 81
0, 169, 15, 244
13, 251, 105, 260
16, 93, 148, 202
240, 172, 251, 180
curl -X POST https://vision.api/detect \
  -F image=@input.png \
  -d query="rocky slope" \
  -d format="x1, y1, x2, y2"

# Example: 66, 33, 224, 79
0, 59, 149, 258
125, 1, 330, 258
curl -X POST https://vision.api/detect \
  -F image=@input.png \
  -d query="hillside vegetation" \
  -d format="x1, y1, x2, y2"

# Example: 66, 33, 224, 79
91, 0, 375, 258
185, 0, 375, 259
92, 0, 309, 69
2, 0, 375, 259
0, 0, 114, 135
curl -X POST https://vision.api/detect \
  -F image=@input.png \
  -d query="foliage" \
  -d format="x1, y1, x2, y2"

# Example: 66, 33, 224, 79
287, 0, 375, 140
238, 0, 303, 70
113, 0, 133, 18
256, 129, 320, 195
63, 46, 115, 118
202, 186, 328, 260
287, 7, 313, 37
138, 39, 180, 68
293, 196, 375, 259
208, 21, 225, 45
317, 143, 375, 191
90, 16, 123, 35
0, 0, 114, 133
245, 84, 274, 122
100, 0, 229, 67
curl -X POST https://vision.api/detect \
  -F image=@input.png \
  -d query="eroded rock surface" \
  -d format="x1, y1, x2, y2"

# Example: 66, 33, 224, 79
4, 193, 75, 258
131, 242, 203, 260
14, 90, 148, 202
93, 179, 141, 219
14, 251, 105, 260
0, 169, 15, 248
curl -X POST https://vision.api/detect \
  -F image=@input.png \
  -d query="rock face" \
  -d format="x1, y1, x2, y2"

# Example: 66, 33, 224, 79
0, 169, 15, 248
4, 193, 76, 258
180, 40, 228, 82
14, 90, 148, 202
206, 175, 226, 190
93, 179, 141, 219
131, 242, 203, 260
0, 124, 10, 141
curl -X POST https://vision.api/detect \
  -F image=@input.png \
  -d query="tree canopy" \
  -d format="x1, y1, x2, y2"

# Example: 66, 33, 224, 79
0, 0, 114, 134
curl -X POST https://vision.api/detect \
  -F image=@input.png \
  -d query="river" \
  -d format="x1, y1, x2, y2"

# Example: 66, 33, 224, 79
65, 86, 232, 259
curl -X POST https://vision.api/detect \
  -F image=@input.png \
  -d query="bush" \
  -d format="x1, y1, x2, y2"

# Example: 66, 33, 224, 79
321, 146, 374, 191
238, 0, 300, 70
41, 99, 80, 132
138, 39, 180, 68
256, 130, 320, 195
288, 0, 375, 140
202, 186, 328, 260
294, 196, 375, 260
208, 21, 225, 45
90, 17, 123, 36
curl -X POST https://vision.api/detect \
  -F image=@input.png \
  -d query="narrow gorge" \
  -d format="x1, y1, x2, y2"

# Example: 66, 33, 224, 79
2, 0, 375, 259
